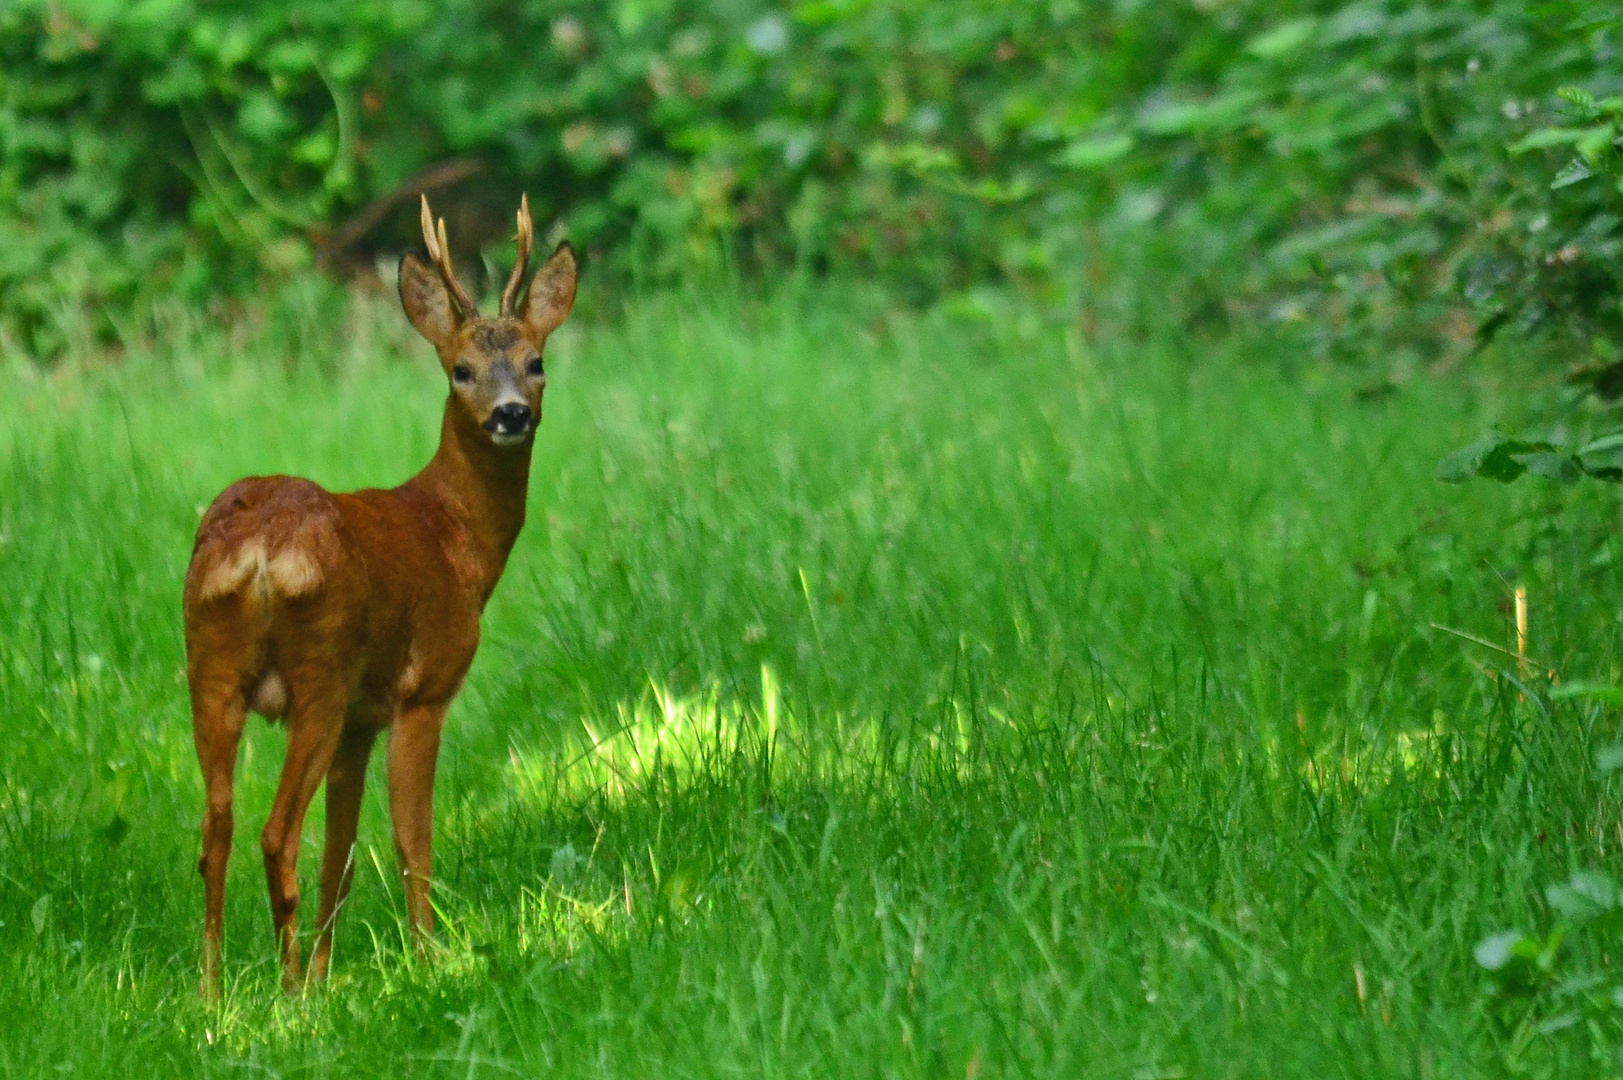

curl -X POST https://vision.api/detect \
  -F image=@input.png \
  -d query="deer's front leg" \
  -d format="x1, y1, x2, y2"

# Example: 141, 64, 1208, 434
388, 705, 446, 954
261, 686, 348, 993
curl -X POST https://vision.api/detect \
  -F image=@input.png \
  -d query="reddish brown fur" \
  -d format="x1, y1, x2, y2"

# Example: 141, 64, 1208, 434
184, 197, 576, 1000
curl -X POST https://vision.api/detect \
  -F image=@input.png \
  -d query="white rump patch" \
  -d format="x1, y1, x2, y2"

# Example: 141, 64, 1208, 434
267, 546, 323, 596
195, 538, 323, 602
196, 541, 265, 601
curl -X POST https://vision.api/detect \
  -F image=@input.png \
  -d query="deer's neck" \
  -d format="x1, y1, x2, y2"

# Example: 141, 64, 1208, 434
400, 399, 533, 606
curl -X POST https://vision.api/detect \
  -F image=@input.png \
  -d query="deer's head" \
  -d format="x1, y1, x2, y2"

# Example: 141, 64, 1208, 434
399, 195, 578, 447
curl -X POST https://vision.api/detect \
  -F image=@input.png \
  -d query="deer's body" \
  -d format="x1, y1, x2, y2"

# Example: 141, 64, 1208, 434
189, 408, 527, 729
185, 196, 575, 999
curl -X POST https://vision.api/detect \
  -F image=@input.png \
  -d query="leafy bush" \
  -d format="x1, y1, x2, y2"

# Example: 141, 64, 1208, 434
3, 1, 1622, 361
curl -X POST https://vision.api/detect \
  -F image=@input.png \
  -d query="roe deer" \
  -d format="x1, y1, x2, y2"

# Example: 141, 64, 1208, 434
183, 195, 576, 1000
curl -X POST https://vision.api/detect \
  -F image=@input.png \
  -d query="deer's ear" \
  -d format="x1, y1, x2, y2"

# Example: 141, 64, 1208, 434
398, 253, 461, 346
519, 242, 577, 339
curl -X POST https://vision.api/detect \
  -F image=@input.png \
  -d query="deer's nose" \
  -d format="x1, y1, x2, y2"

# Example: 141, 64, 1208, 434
484, 402, 533, 436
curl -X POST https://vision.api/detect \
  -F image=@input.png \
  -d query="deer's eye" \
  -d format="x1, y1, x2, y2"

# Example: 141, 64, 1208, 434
452, 363, 474, 384
525, 356, 544, 378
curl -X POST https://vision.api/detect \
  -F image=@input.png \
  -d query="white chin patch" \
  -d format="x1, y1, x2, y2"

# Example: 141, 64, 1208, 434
490, 430, 529, 447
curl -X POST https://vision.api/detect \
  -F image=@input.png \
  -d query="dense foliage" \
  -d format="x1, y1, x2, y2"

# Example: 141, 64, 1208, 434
2, 1, 1622, 361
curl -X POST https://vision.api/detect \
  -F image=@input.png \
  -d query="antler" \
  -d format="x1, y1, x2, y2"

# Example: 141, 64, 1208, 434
500, 194, 534, 318
419, 194, 478, 319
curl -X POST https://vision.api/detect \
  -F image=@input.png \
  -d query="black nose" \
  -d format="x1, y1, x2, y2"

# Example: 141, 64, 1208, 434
485, 402, 533, 434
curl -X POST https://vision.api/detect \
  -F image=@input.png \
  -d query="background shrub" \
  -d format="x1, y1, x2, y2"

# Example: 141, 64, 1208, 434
2, 1, 1620, 365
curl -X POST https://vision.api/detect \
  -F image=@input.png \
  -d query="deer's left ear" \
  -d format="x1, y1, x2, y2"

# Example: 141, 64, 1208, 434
519, 242, 577, 339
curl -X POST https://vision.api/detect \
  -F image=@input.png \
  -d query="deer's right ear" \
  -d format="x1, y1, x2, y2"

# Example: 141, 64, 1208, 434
398, 253, 461, 346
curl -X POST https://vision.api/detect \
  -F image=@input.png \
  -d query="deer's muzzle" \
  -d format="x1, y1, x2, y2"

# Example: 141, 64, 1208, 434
484, 402, 534, 443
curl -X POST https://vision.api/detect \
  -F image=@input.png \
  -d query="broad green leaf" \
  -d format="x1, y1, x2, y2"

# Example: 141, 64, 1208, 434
1516, 451, 1581, 483
1437, 437, 1557, 484
1548, 870, 1620, 922
236, 91, 295, 144
1139, 92, 1260, 136
1578, 432, 1623, 479
1246, 19, 1318, 60
291, 125, 337, 167
793, 0, 874, 26
1475, 930, 1529, 971
1482, 440, 1555, 481
1553, 158, 1595, 188
1559, 86, 1598, 116
549, 842, 582, 883
1551, 681, 1623, 705
1059, 133, 1134, 169
1438, 438, 1501, 483
1538, 1012, 1582, 1034
1508, 127, 1588, 154
1577, 124, 1617, 162
262, 39, 318, 76
867, 142, 958, 175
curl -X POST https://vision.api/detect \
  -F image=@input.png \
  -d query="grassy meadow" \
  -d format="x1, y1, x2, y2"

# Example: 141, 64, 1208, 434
0, 281, 1619, 1076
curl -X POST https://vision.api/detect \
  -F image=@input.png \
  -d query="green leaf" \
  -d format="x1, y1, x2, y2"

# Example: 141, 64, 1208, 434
1476, 928, 1563, 997
1538, 1012, 1582, 1034
549, 842, 582, 884
30, 894, 49, 935
1559, 86, 1599, 117
1551, 682, 1623, 706
1555, 973, 1609, 996
1437, 437, 1558, 484
1578, 433, 1623, 479
1438, 437, 1498, 483
1553, 158, 1595, 188
1508, 127, 1588, 155
1475, 930, 1530, 971
1245, 19, 1318, 60
236, 91, 295, 144
290, 125, 337, 167
1577, 124, 1618, 162
1548, 870, 1620, 922
1139, 92, 1260, 136
1059, 133, 1134, 170
793, 0, 873, 27
1517, 451, 1582, 483
262, 39, 318, 76
1483, 441, 1555, 481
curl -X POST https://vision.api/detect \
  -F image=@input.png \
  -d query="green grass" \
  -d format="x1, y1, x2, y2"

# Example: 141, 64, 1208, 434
0, 281, 1620, 1076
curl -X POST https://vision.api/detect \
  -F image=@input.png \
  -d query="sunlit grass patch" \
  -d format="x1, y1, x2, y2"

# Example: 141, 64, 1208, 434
510, 668, 796, 806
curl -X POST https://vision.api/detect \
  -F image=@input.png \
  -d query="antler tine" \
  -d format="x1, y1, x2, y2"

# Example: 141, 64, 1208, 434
419, 193, 440, 261
499, 194, 534, 318
418, 194, 478, 319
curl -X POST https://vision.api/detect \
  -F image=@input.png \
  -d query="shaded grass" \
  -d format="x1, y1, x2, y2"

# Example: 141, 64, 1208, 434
0, 281, 1621, 1076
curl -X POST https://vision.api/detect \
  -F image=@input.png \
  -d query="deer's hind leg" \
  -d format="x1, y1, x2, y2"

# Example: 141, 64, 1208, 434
189, 652, 248, 1005
310, 723, 377, 982
260, 670, 351, 993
